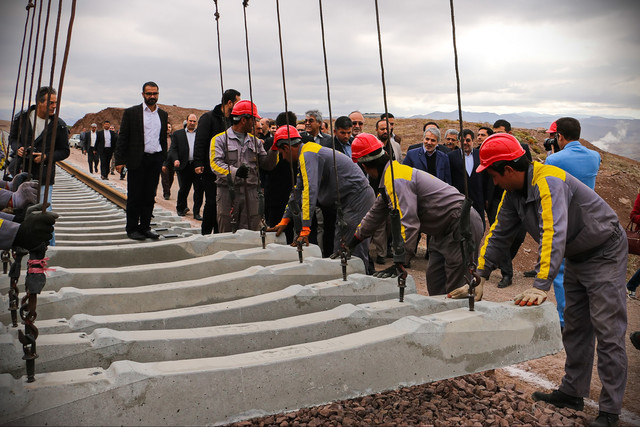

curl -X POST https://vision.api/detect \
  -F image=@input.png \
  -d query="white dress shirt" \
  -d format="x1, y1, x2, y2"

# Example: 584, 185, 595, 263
186, 130, 196, 161
143, 103, 162, 153
104, 129, 111, 148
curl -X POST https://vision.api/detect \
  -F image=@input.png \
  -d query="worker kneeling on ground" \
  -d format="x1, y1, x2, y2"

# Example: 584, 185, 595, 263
349, 133, 483, 296
268, 126, 375, 273
475, 132, 627, 427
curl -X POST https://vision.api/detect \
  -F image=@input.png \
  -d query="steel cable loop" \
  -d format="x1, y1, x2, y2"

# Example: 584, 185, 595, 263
24, 0, 45, 177
7, 2, 34, 177
16, 0, 40, 175
212, 0, 236, 231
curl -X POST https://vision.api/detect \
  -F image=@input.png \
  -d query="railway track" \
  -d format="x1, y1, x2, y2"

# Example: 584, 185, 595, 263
0, 165, 562, 426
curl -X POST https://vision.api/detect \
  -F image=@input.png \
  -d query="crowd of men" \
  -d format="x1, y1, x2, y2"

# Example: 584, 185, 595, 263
1, 82, 632, 427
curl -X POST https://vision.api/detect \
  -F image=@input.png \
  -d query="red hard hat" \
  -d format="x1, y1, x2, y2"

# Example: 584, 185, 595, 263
351, 133, 384, 163
546, 121, 557, 133
476, 133, 526, 173
272, 125, 302, 150
231, 100, 261, 119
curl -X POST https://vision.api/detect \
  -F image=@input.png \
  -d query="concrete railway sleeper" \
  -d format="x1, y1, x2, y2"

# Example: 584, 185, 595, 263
0, 165, 563, 425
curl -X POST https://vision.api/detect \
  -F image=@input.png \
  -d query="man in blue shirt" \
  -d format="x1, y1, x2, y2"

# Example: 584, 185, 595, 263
544, 117, 601, 330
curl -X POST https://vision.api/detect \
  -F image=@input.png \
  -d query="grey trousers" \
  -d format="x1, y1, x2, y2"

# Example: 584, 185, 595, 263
560, 225, 628, 414
426, 208, 483, 295
216, 184, 261, 233
340, 187, 375, 275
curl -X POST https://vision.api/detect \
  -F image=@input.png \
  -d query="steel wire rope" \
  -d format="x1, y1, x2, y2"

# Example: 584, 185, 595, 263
241, 0, 268, 246
212, 0, 237, 232
274, 0, 303, 262
317, 0, 349, 278
6, 1, 34, 177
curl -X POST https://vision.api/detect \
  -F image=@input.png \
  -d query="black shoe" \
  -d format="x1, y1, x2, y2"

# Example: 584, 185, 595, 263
498, 276, 513, 288
194, 213, 203, 221
375, 256, 385, 265
163, 194, 170, 200
631, 331, 640, 350
524, 269, 537, 278
127, 231, 146, 241
177, 209, 186, 216
141, 229, 160, 240
531, 389, 584, 411
589, 411, 619, 427
110, 171, 115, 175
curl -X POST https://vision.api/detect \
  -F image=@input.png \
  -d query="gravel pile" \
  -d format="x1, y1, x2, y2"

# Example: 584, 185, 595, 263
229, 372, 591, 426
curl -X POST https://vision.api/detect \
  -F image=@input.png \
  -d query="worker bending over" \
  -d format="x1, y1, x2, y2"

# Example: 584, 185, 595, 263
268, 126, 375, 273
349, 133, 483, 295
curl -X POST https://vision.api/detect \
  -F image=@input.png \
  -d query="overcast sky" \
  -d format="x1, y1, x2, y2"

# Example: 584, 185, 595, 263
1, 0, 639, 124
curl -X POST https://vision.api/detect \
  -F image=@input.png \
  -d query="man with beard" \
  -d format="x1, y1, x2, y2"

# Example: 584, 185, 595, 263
194, 89, 241, 234
115, 81, 168, 241
375, 119, 402, 162
348, 111, 365, 137
96, 120, 117, 180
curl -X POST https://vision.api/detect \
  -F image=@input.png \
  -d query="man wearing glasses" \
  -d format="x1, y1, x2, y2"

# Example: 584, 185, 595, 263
348, 111, 365, 137
448, 129, 487, 230
444, 129, 459, 151
115, 81, 169, 241
303, 110, 331, 146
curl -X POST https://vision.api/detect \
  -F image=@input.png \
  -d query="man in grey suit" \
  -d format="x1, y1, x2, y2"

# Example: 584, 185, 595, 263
115, 81, 168, 240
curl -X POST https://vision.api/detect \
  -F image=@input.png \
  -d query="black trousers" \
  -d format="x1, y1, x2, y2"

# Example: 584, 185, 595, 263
200, 172, 219, 234
126, 152, 163, 234
87, 148, 99, 173
99, 147, 114, 178
176, 162, 203, 213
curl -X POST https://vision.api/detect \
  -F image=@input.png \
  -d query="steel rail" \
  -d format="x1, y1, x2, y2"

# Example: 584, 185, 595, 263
57, 161, 127, 209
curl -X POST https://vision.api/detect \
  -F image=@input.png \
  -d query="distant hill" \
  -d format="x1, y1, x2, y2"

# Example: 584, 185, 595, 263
410, 111, 640, 161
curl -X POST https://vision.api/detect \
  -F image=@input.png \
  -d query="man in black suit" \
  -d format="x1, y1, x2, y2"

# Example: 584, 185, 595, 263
96, 120, 117, 180
115, 81, 168, 241
194, 88, 241, 235
165, 114, 202, 218
302, 109, 331, 145
321, 116, 353, 156
448, 129, 487, 230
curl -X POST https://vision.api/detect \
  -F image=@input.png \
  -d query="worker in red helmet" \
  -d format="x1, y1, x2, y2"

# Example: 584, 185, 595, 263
349, 133, 484, 294
210, 100, 277, 232
267, 126, 375, 272
543, 121, 560, 156
476, 133, 628, 426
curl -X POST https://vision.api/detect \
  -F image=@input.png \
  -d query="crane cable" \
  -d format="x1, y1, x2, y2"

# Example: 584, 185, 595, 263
373, 0, 407, 302
317, 0, 348, 280
212, 0, 237, 233
5, 1, 34, 178
274, 0, 303, 263
241, 0, 268, 248
448, 0, 480, 309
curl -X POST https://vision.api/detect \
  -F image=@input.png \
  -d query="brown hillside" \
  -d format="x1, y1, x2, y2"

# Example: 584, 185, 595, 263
69, 105, 209, 134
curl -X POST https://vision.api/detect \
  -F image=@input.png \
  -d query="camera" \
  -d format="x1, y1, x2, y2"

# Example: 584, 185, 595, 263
544, 137, 559, 153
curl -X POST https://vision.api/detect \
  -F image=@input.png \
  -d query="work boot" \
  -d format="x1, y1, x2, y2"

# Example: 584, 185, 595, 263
375, 256, 385, 265
631, 331, 640, 350
531, 389, 584, 411
589, 411, 619, 427
498, 275, 513, 288
523, 269, 536, 277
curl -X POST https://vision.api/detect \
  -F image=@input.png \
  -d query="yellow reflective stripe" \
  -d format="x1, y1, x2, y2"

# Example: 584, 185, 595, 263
477, 190, 506, 270
383, 161, 413, 241
533, 163, 565, 280
210, 131, 230, 175
537, 177, 555, 280
299, 142, 323, 221
0, 219, 3, 229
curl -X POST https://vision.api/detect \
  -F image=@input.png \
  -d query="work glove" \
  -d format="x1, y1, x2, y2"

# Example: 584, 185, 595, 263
447, 277, 484, 301
236, 164, 249, 179
8, 172, 29, 191
514, 287, 547, 306
293, 226, 310, 247
373, 265, 400, 279
13, 208, 59, 250
11, 180, 38, 209
267, 217, 290, 236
